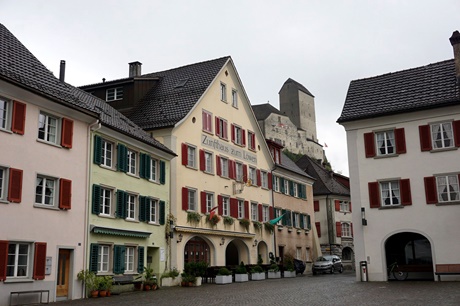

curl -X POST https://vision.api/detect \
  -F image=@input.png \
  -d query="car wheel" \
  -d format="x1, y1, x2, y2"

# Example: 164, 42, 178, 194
330, 266, 334, 274
339, 266, 343, 273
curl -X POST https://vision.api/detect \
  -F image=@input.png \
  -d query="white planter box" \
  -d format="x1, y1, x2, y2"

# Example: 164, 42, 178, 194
235, 274, 248, 282
268, 271, 281, 279
195, 277, 202, 286
251, 272, 265, 280
284, 271, 296, 278
161, 276, 181, 287
215, 275, 232, 284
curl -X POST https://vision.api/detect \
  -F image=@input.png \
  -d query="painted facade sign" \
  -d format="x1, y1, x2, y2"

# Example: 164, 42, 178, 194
201, 134, 257, 164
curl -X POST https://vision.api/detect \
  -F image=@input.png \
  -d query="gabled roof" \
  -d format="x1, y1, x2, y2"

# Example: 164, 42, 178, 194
280, 78, 314, 98
337, 59, 460, 123
276, 152, 314, 180
0, 23, 174, 156
121, 56, 231, 130
251, 103, 284, 121
295, 155, 349, 196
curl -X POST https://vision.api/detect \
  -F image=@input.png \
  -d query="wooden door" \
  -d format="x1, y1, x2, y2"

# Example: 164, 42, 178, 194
56, 249, 71, 297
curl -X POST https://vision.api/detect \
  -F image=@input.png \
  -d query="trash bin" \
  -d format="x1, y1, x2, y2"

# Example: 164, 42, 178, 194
360, 261, 368, 282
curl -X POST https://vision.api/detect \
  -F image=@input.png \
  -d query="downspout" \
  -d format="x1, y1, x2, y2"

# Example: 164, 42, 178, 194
83, 119, 101, 298
270, 167, 277, 263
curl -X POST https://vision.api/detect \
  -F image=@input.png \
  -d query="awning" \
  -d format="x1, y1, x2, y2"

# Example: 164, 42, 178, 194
90, 225, 151, 238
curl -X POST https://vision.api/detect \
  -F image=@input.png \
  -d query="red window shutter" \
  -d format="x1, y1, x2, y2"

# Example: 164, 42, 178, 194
351, 223, 354, 237
218, 195, 223, 215
182, 187, 189, 210
364, 132, 376, 158
61, 118, 74, 148
33, 242, 47, 280
419, 125, 432, 151
349, 202, 352, 212
244, 201, 249, 219
269, 206, 274, 219
223, 121, 228, 139
0, 240, 8, 281
229, 160, 235, 180
231, 124, 235, 142
243, 164, 248, 182
256, 170, 261, 187
59, 178, 72, 209
315, 222, 321, 238
242, 129, 246, 146
258, 204, 263, 222
453, 120, 460, 147
216, 156, 221, 176
181, 143, 188, 166
368, 182, 381, 208
215, 117, 220, 136
400, 179, 412, 206
200, 191, 207, 213
7, 168, 23, 203
12, 101, 26, 135
199, 150, 205, 171
202, 111, 207, 131
252, 133, 256, 150
230, 198, 238, 218
336, 222, 342, 237
424, 176, 438, 204
268, 173, 272, 190
394, 128, 406, 154
314, 200, 320, 212
335, 200, 340, 211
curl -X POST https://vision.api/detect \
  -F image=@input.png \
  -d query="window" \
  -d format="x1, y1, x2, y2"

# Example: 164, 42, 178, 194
150, 158, 158, 182
251, 202, 258, 221
364, 128, 406, 157
202, 110, 212, 133
222, 196, 229, 216
205, 193, 214, 213
126, 194, 137, 220
200, 150, 213, 174
271, 147, 281, 163
262, 205, 269, 222
432, 122, 454, 149
340, 201, 350, 212
437, 175, 459, 202
127, 149, 137, 175
235, 162, 243, 181
296, 248, 302, 260
215, 117, 228, 139
38, 112, 58, 144
284, 180, 289, 195
125, 247, 135, 272
0, 97, 10, 130
35, 175, 56, 206
293, 182, 298, 197
248, 167, 257, 185
219, 156, 229, 178
181, 143, 197, 169
376, 130, 395, 155
182, 188, 197, 211
7, 243, 30, 278
369, 179, 411, 208
380, 181, 400, 206
341, 223, 351, 237
106, 87, 123, 101
220, 83, 227, 102
275, 208, 282, 225
0, 98, 26, 134
302, 214, 309, 230
232, 124, 245, 146
273, 176, 279, 192
238, 199, 244, 218
149, 199, 159, 223
0, 167, 4, 200
98, 245, 110, 273
100, 187, 112, 216
261, 171, 268, 189
293, 213, 300, 228
232, 89, 238, 108
248, 131, 256, 151
101, 139, 113, 168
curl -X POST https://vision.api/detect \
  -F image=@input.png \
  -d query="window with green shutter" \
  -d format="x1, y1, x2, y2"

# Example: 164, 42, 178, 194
307, 215, 311, 230
92, 184, 101, 215
89, 243, 99, 273
299, 214, 304, 228
113, 245, 126, 274
280, 178, 285, 193
117, 144, 127, 172
289, 180, 294, 196
159, 201, 165, 225
93, 135, 102, 165
139, 196, 146, 222
116, 190, 127, 218
137, 246, 145, 273
160, 161, 166, 185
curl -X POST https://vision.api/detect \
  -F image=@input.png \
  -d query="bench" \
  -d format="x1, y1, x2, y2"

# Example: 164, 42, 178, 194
435, 264, 460, 281
112, 275, 143, 285
10, 290, 49, 306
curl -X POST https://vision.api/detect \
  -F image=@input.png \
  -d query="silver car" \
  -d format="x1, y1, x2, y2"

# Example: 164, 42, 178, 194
312, 255, 343, 275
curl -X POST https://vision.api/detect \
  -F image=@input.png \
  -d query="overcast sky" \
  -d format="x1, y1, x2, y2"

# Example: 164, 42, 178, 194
1, 0, 459, 176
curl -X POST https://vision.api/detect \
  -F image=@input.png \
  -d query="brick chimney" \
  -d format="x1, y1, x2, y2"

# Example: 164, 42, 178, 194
449, 30, 460, 84
129, 61, 142, 77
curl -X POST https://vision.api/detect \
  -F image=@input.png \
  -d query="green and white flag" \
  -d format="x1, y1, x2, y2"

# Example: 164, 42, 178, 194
269, 214, 285, 225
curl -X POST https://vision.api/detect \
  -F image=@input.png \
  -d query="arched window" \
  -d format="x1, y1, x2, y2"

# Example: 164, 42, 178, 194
184, 237, 209, 264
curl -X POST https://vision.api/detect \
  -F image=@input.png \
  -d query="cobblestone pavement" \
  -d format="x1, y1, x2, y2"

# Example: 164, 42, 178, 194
53, 272, 460, 306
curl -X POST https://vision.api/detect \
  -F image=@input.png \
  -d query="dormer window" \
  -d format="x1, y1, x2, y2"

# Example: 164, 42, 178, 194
106, 87, 123, 101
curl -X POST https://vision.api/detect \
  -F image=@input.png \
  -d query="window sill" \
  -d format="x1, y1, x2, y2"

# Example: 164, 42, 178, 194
34, 204, 59, 210
186, 166, 198, 171
378, 205, 404, 210
126, 173, 140, 179
0, 128, 13, 134
374, 153, 399, 159
36, 138, 62, 149
4, 279, 34, 284
98, 214, 115, 219
429, 147, 458, 153
202, 129, 213, 135
125, 219, 140, 223
100, 165, 116, 172
0, 199, 10, 204
148, 222, 160, 226
436, 201, 460, 206
203, 171, 214, 176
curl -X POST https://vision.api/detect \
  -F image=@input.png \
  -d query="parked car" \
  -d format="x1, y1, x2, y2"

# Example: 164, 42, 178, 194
312, 255, 343, 275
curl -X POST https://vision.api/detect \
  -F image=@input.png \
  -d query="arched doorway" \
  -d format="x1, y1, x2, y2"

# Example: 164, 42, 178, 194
184, 236, 210, 264
342, 247, 354, 271
225, 239, 250, 266
385, 232, 433, 280
257, 241, 268, 264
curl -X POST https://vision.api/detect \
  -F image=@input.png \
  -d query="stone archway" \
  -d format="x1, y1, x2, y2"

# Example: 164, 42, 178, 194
384, 232, 433, 280
184, 236, 210, 264
225, 239, 250, 266
257, 241, 269, 264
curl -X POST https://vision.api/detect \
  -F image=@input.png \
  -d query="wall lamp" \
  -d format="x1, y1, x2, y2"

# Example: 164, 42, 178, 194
361, 207, 368, 226
253, 239, 258, 247
177, 233, 183, 243
220, 237, 225, 246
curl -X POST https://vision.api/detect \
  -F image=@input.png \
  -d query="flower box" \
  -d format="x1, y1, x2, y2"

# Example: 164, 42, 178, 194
284, 271, 296, 278
251, 272, 265, 281
235, 274, 248, 282
161, 276, 181, 287
216, 275, 232, 284
268, 271, 281, 279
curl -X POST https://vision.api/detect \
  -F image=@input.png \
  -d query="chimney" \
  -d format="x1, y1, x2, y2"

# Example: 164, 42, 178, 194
59, 60, 66, 82
449, 30, 460, 84
129, 61, 142, 77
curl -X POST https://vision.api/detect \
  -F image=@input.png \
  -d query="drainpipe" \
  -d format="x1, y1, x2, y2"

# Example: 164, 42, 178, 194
270, 167, 277, 263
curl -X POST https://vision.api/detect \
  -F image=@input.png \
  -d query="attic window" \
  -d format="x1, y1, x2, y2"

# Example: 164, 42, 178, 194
106, 87, 123, 101
175, 78, 189, 88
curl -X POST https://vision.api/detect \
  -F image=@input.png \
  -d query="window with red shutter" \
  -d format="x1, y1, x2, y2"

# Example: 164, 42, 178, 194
258, 204, 263, 222
215, 117, 221, 136
335, 200, 340, 211
181, 143, 188, 166
243, 165, 248, 182
223, 120, 228, 139
336, 222, 342, 237
351, 223, 354, 237
454, 120, 460, 147
61, 118, 73, 148
199, 150, 205, 171
242, 129, 246, 146
315, 222, 321, 238
394, 128, 406, 154
314, 200, 320, 212
182, 187, 189, 210
424, 176, 438, 204
244, 201, 249, 219
268, 173, 272, 190
8, 168, 23, 203
269, 206, 274, 220
230, 198, 238, 218
218, 195, 223, 215
231, 124, 235, 142
256, 170, 261, 187
400, 179, 412, 206
200, 191, 207, 213
59, 178, 72, 209
364, 132, 376, 158
368, 182, 381, 208
349, 202, 352, 212
419, 125, 432, 151
216, 156, 221, 176
33, 242, 47, 280
229, 160, 235, 179
0, 240, 7, 281
12, 101, 26, 135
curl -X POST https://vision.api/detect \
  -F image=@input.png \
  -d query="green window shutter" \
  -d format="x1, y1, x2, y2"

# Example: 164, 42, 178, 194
137, 246, 145, 273
282, 209, 287, 226
307, 214, 311, 230
89, 244, 99, 273
300, 214, 304, 228
289, 181, 294, 196
116, 190, 127, 218
280, 178, 285, 193
139, 153, 146, 178
92, 184, 101, 215
117, 144, 127, 172
93, 135, 102, 165
297, 184, 302, 198
301, 185, 307, 199
159, 200, 166, 225
160, 161, 166, 185
113, 245, 126, 274
139, 196, 146, 222
145, 155, 151, 179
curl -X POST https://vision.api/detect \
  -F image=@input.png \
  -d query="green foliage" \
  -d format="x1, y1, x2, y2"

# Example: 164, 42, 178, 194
223, 216, 234, 225
257, 254, 263, 265
239, 218, 250, 231
217, 267, 232, 276
98, 276, 113, 291
184, 261, 208, 277
264, 222, 274, 233
268, 263, 280, 272
187, 211, 202, 224
253, 221, 262, 230
250, 265, 264, 273
77, 269, 98, 292
284, 254, 295, 272
181, 272, 196, 283
206, 214, 221, 226
235, 261, 247, 274
161, 268, 180, 279
282, 149, 304, 163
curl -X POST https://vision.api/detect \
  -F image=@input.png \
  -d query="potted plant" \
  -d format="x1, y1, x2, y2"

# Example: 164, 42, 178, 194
268, 263, 281, 279
223, 216, 234, 226
283, 254, 296, 278
77, 269, 99, 298
239, 218, 250, 232
250, 265, 265, 281
264, 222, 275, 233
142, 266, 157, 291
161, 268, 181, 287
184, 261, 208, 286
235, 261, 248, 282
206, 214, 221, 226
180, 272, 196, 287
97, 276, 110, 297
215, 267, 232, 284
253, 221, 262, 231
187, 211, 202, 225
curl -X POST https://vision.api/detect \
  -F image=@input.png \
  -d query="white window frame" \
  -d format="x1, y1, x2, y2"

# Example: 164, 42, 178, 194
341, 222, 351, 237
205, 193, 214, 213
7, 242, 31, 278
106, 87, 123, 101
220, 82, 227, 102
293, 182, 298, 197
261, 171, 268, 189
38, 112, 59, 144
284, 180, 289, 195
149, 198, 159, 223
98, 245, 110, 273
248, 131, 255, 150
220, 157, 229, 178
101, 139, 113, 168
100, 187, 112, 216
127, 149, 137, 175
251, 202, 258, 221
436, 175, 460, 203
238, 199, 244, 219
187, 145, 196, 169
35, 175, 57, 207
275, 208, 282, 225
222, 196, 229, 216
234, 125, 243, 145
202, 110, 213, 133
274, 176, 279, 192
235, 162, 243, 182
262, 205, 269, 222
431, 122, 454, 149
232, 89, 238, 108
204, 151, 213, 174
126, 194, 137, 220
302, 215, 308, 229
293, 212, 300, 228
0, 166, 6, 201
188, 189, 197, 211
216, 117, 228, 140
376, 130, 395, 155
340, 201, 350, 212
150, 158, 158, 182
380, 181, 400, 206
0, 96, 11, 131
248, 167, 257, 185
125, 246, 135, 272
